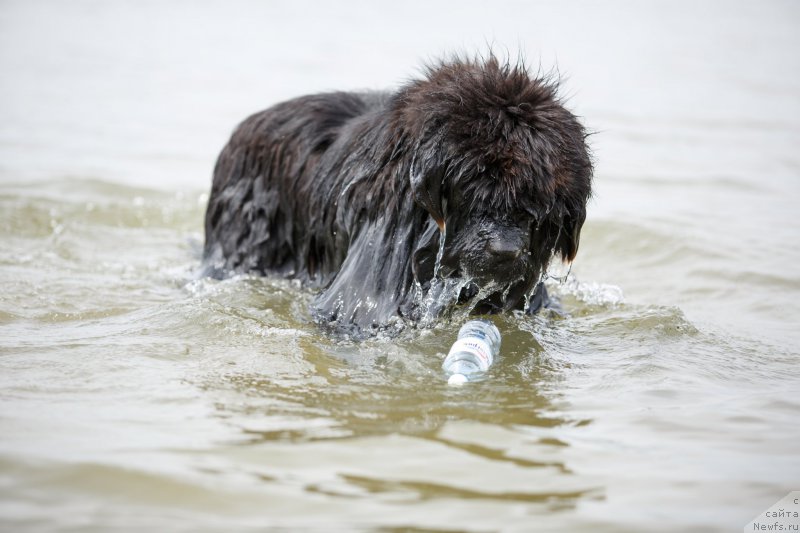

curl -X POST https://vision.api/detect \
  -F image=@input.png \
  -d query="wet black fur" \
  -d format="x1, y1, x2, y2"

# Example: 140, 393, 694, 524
203, 55, 593, 337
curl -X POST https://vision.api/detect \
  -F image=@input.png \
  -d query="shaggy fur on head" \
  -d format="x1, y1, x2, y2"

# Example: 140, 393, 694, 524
203, 55, 593, 337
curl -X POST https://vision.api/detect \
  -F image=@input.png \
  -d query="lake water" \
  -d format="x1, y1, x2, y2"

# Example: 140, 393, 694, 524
1, 1, 799, 531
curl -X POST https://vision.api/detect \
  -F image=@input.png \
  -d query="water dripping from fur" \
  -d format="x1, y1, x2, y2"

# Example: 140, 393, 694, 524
432, 223, 447, 280
416, 277, 473, 327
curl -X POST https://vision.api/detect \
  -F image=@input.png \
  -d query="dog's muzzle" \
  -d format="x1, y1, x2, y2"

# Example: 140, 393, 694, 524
466, 224, 531, 284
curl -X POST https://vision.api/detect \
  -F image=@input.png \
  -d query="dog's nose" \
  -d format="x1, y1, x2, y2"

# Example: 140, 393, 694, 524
486, 237, 526, 263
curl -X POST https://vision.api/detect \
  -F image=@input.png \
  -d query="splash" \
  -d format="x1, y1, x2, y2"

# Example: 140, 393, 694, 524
554, 274, 625, 306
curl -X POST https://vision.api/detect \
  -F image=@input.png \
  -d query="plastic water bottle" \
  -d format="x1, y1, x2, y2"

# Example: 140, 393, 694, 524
442, 319, 501, 385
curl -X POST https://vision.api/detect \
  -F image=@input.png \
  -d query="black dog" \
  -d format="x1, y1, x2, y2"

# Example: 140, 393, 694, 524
203, 55, 592, 337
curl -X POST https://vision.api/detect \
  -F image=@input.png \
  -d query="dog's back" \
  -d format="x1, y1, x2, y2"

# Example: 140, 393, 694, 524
203, 91, 385, 280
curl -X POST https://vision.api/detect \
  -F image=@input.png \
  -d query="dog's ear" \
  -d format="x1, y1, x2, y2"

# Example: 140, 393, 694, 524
410, 156, 446, 231
554, 208, 586, 263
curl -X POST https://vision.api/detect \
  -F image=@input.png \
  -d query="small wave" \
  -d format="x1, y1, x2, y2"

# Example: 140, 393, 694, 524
0, 177, 207, 234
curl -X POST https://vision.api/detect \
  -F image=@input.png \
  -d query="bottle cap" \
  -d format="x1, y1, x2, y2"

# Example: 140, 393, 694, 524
447, 373, 468, 386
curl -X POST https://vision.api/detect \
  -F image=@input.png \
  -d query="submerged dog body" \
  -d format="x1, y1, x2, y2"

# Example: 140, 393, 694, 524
203, 56, 592, 336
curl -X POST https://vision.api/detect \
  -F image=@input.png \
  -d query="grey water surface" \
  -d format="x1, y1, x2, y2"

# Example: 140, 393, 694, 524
1, 1, 799, 532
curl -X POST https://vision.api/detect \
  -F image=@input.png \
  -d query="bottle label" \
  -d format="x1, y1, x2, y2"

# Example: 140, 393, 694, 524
447, 337, 494, 370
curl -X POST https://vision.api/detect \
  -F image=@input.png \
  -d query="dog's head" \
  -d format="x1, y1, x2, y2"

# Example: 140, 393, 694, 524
399, 56, 593, 312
